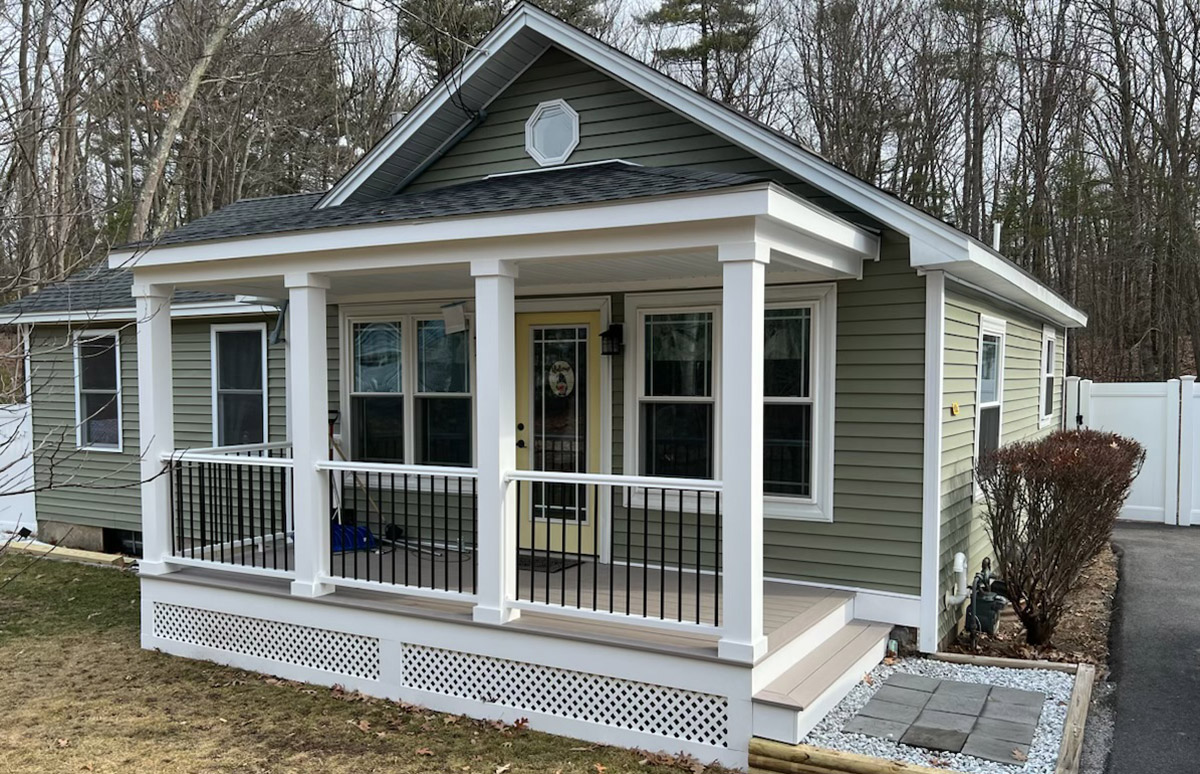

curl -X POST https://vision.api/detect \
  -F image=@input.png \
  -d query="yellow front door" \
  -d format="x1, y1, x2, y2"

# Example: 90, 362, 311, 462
515, 311, 603, 555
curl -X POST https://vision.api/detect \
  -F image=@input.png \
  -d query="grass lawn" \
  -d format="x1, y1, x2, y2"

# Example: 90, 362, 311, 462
0, 558, 726, 773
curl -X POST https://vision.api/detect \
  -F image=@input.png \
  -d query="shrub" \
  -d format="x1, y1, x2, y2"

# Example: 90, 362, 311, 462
976, 428, 1144, 646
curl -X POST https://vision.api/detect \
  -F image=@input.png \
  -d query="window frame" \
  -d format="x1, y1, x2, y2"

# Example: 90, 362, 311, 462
73, 329, 123, 453
1040, 324, 1057, 427
210, 322, 270, 447
974, 315, 1007, 500
524, 99, 580, 167
342, 308, 476, 468
623, 284, 836, 522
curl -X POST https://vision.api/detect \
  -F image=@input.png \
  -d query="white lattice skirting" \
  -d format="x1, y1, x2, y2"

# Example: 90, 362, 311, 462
152, 602, 382, 681
146, 597, 741, 763
402, 643, 729, 747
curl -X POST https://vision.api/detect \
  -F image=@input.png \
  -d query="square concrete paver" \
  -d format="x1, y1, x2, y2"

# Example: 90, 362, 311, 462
973, 716, 1038, 745
872, 684, 933, 708
982, 696, 1043, 725
886, 672, 941, 693
843, 715, 909, 741
961, 734, 1032, 764
925, 681, 990, 716
913, 708, 978, 734
857, 698, 924, 725
843, 674, 1046, 763
899, 724, 968, 753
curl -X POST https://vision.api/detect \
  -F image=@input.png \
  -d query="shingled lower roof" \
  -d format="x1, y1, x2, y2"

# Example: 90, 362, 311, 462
127, 162, 766, 249
2, 163, 765, 318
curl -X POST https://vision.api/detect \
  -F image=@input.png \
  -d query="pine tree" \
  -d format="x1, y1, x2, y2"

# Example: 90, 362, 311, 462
637, 0, 761, 102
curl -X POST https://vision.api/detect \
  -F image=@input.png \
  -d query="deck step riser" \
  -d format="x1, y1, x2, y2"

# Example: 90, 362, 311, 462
752, 599, 854, 692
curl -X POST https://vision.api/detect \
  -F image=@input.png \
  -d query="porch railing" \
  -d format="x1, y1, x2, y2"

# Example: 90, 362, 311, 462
505, 470, 723, 629
317, 459, 478, 597
164, 442, 294, 576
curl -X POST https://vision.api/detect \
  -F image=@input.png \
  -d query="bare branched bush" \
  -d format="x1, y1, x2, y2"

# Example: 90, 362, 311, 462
977, 429, 1144, 646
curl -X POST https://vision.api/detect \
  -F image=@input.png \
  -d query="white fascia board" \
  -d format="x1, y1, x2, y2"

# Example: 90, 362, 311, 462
950, 242, 1088, 328
317, 9, 534, 208
109, 186, 778, 272
764, 187, 880, 259
5, 301, 278, 325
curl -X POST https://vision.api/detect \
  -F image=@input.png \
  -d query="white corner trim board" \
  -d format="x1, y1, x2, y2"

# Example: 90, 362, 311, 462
919, 270, 945, 653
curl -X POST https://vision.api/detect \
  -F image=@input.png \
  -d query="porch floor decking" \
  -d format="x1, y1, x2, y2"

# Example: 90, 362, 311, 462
162, 550, 852, 662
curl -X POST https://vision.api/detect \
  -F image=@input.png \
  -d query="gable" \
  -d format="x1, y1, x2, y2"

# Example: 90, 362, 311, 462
404, 47, 880, 228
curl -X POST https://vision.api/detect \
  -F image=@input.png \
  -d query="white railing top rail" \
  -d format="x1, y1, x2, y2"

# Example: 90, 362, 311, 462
503, 468, 723, 493
162, 448, 294, 468
316, 458, 478, 478
174, 440, 292, 455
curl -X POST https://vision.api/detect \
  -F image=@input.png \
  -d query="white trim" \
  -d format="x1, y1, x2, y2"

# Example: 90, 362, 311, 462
622, 284, 836, 521
765, 575, 922, 628
524, 99, 580, 166
8, 300, 279, 325
310, 3, 1082, 328
210, 322, 270, 447
166, 555, 295, 581
508, 599, 721, 635
1040, 325, 1056, 427
72, 328, 123, 453
918, 271, 944, 653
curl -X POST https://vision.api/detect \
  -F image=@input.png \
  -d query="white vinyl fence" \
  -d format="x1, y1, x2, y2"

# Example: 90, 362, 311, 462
1066, 375, 1198, 525
0, 402, 36, 534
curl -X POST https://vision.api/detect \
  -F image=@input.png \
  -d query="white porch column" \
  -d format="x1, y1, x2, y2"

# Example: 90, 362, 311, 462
718, 242, 768, 663
134, 283, 176, 575
286, 273, 333, 598
472, 259, 520, 624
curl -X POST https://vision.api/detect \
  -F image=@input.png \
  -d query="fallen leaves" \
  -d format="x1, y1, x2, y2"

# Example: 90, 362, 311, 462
415, 747, 434, 756
1012, 748, 1029, 762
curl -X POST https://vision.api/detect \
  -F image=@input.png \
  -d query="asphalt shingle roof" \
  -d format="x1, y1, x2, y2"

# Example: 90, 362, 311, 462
135, 162, 765, 248
2, 163, 764, 318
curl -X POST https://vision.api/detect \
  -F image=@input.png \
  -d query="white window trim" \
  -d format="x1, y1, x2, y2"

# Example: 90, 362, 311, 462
524, 98, 580, 167
210, 322, 270, 447
341, 306, 477, 467
73, 329, 123, 453
622, 284, 837, 522
1040, 324, 1057, 427
974, 315, 1007, 500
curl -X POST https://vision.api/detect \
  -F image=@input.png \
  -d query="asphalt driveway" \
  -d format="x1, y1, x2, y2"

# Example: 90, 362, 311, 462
1107, 524, 1200, 773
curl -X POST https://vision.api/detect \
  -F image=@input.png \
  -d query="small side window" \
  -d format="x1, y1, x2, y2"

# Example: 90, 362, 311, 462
76, 332, 121, 449
1041, 327, 1056, 423
213, 327, 267, 446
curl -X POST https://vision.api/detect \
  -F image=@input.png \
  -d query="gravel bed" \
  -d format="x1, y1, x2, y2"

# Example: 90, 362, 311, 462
803, 657, 1075, 774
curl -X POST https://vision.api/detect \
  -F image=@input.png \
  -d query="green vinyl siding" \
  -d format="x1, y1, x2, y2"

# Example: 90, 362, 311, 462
937, 285, 1067, 641
762, 239, 924, 595
406, 48, 878, 228
30, 316, 287, 532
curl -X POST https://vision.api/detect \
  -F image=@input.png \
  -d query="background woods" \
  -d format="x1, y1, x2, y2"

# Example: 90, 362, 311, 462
2, 0, 1199, 382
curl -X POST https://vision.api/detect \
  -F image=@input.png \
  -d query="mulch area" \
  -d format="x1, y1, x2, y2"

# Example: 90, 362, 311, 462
947, 545, 1118, 674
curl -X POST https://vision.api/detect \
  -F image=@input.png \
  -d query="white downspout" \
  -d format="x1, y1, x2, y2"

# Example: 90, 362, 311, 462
943, 551, 970, 608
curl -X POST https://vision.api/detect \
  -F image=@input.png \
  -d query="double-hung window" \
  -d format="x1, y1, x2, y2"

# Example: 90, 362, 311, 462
629, 286, 834, 520
212, 325, 267, 446
348, 315, 473, 466
75, 331, 121, 450
640, 311, 716, 479
976, 317, 1006, 466
764, 307, 814, 497
1041, 326, 1056, 425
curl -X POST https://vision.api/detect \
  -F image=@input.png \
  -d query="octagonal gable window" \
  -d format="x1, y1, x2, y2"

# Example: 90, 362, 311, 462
525, 99, 580, 166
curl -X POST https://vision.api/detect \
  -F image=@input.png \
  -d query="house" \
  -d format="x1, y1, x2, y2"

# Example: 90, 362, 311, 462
0, 4, 1085, 765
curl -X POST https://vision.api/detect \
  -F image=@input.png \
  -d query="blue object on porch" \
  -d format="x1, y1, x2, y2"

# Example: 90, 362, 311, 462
331, 521, 378, 552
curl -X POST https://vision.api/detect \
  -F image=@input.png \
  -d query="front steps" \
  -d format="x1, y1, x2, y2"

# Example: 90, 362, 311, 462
752, 619, 892, 744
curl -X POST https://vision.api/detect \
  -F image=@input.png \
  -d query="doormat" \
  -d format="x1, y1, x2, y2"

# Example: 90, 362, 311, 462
517, 555, 581, 574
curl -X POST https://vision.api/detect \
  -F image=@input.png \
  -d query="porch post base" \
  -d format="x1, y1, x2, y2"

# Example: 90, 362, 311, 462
136, 560, 179, 577
290, 580, 334, 598
472, 604, 521, 625
717, 636, 767, 664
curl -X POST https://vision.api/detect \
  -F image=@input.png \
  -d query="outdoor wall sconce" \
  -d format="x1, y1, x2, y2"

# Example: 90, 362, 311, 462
600, 324, 624, 356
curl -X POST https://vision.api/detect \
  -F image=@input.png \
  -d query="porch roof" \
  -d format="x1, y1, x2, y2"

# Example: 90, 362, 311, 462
119, 163, 766, 251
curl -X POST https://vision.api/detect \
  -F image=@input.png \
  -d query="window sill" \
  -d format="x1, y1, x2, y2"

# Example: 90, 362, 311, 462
1039, 415, 1054, 429
77, 444, 124, 454
765, 497, 832, 523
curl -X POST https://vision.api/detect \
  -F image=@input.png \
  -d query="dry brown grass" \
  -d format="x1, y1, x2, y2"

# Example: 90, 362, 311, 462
0, 559, 730, 774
